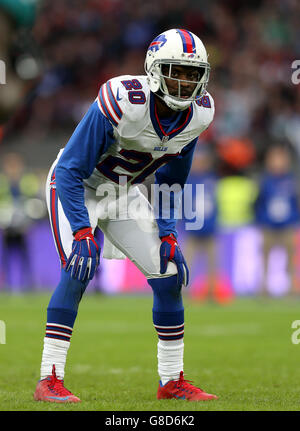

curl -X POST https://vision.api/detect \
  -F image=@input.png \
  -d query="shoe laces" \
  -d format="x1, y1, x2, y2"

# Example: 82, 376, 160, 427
47, 365, 73, 396
175, 371, 204, 394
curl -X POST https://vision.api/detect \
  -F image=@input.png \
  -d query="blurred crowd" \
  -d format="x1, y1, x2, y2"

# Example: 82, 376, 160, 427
181, 140, 300, 300
0, 0, 299, 158
0, 0, 300, 297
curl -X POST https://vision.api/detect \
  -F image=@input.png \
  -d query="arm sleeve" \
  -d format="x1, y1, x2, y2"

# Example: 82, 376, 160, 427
154, 138, 198, 238
55, 101, 115, 233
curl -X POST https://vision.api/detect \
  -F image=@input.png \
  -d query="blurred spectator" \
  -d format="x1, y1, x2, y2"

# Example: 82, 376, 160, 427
1, 0, 299, 162
0, 152, 47, 290
255, 144, 300, 295
0, 0, 40, 128
0, 0, 299, 296
182, 145, 219, 301
216, 137, 258, 228
215, 137, 259, 296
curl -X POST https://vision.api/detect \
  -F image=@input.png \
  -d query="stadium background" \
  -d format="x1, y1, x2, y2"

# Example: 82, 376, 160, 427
0, 0, 300, 300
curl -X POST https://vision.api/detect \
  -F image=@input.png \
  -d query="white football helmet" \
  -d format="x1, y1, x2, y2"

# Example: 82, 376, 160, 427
145, 28, 210, 111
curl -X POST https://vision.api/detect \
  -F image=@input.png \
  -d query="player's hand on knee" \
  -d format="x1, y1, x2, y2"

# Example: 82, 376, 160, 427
66, 227, 100, 282
159, 233, 189, 288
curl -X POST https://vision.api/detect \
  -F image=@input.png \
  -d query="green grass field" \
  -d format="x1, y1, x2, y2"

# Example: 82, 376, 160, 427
0, 292, 300, 411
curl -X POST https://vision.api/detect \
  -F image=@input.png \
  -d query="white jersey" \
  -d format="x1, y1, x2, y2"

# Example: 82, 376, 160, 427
47, 74, 215, 266
84, 74, 214, 190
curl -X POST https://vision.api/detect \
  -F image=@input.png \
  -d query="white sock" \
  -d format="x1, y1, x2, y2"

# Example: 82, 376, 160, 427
40, 337, 70, 380
157, 339, 184, 385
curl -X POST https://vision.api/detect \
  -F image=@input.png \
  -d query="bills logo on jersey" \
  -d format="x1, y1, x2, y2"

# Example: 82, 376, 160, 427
148, 34, 167, 52
153, 146, 168, 152
154, 135, 169, 151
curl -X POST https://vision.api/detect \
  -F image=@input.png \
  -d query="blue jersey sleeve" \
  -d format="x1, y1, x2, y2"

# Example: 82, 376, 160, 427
55, 101, 115, 233
154, 138, 198, 238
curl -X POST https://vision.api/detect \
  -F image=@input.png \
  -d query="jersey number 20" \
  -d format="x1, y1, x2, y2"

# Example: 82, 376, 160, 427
121, 79, 146, 105
96, 149, 178, 184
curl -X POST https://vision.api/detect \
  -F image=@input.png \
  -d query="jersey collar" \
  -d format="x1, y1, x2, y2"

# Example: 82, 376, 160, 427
150, 92, 193, 141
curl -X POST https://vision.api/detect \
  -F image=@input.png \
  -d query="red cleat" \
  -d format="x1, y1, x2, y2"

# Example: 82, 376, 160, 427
157, 371, 218, 401
34, 365, 81, 403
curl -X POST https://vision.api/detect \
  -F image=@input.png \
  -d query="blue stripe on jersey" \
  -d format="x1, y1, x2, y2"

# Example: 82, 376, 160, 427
55, 101, 115, 234
98, 85, 118, 127
106, 81, 123, 120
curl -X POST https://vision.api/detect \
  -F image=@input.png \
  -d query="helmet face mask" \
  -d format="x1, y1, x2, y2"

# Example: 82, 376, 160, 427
145, 29, 210, 111
160, 62, 209, 101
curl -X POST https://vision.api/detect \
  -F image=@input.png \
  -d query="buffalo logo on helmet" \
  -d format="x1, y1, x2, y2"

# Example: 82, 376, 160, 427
148, 34, 167, 52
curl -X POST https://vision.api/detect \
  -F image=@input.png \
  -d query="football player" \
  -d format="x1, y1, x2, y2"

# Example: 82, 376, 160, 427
34, 28, 218, 402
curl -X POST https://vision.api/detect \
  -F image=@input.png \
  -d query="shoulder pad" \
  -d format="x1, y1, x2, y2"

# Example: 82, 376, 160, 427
193, 91, 215, 133
96, 75, 150, 129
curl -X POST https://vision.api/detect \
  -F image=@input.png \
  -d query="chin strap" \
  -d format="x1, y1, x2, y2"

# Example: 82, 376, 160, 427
162, 94, 192, 112
154, 91, 192, 112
